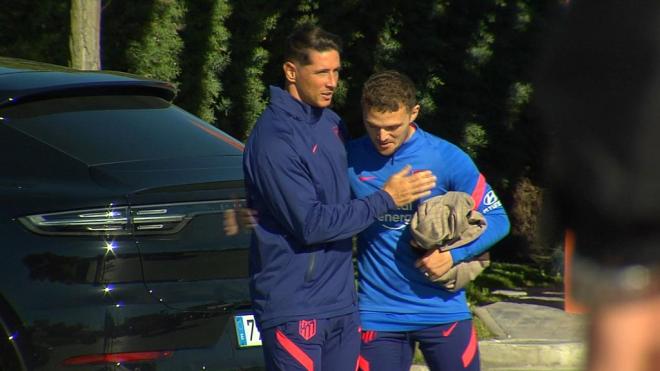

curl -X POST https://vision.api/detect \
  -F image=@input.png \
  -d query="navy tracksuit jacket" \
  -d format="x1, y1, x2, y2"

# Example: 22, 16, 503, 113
243, 86, 394, 330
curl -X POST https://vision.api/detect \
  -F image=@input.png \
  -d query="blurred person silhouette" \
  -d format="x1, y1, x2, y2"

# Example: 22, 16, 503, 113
536, 1, 660, 371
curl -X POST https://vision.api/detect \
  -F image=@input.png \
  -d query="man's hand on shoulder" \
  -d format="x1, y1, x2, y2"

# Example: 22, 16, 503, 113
382, 165, 436, 207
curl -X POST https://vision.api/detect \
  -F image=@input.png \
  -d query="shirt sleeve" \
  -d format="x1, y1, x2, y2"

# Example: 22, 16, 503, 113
445, 151, 511, 264
247, 138, 396, 246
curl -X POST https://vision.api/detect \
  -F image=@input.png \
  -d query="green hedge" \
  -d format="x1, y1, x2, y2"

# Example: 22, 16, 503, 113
0, 0, 564, 264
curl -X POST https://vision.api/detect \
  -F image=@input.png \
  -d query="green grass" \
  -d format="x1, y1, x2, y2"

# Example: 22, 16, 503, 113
473, 315, 494, 339
466, 262, 562, 307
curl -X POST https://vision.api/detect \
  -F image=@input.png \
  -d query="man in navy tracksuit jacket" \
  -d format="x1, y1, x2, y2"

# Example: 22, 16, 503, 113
243, 27, 435, 371
348, 71, 510, 371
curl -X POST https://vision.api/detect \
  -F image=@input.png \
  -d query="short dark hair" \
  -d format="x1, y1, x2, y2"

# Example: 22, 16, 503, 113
284, 24, 342, 65
361, 70, 418, 113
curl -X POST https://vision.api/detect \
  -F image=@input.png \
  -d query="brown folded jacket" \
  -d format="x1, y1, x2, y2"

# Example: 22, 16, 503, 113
409, 191, 489, 292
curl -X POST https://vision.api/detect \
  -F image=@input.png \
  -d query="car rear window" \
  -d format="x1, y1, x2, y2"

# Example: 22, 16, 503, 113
0, 95, 243, 166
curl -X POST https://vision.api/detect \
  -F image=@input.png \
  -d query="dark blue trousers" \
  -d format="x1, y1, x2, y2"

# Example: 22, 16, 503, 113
358, 319, 480, 371
261, 311, 361, 371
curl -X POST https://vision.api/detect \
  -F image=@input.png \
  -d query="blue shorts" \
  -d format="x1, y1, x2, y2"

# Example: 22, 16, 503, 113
260, 311, 361, 371
358, 319, 480, 371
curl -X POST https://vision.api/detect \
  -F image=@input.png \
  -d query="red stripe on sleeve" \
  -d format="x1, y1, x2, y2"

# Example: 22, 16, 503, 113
470, 174, 486, 210
276, 329, 314, 371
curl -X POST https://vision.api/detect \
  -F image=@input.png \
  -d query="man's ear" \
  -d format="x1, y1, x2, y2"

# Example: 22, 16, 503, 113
283, 62, 296, 83
410, 104, 421, 122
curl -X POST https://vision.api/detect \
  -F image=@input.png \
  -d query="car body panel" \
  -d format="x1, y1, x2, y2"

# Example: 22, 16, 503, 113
0, 56, 176, 105
0, 57, 263, 370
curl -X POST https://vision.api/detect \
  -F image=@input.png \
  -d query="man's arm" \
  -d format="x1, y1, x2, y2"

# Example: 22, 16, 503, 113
449, 176, 510, 263
417, 153, 509, 276
247, 139, 435, 245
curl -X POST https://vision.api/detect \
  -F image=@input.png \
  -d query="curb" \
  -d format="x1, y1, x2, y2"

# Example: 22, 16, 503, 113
479, 339, 586, 369
473, 306, 508, 339
411, 340, 585, 371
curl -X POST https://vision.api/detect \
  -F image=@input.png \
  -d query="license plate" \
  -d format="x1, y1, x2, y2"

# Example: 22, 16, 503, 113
234, 314, 262, 348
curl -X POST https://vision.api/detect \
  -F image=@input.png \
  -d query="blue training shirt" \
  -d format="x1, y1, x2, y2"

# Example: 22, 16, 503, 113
243, 86, 395, 330
347, 125, 510, 331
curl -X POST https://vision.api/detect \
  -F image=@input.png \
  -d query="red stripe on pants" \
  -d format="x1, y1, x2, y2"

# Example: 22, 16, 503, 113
276, 329, 314, 371
461, 325, 478, 368
357, 355, 370, 371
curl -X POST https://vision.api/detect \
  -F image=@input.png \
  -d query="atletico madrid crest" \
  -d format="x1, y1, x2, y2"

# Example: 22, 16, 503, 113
298, 319, 317, 340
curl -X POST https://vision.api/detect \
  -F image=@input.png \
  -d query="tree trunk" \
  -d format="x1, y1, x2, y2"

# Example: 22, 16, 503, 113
69, 0, 101, 70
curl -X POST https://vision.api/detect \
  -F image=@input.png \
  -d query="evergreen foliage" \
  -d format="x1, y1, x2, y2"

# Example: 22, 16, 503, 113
217, 0, 286, 140
125, 0, 186, 83
0, 0, 70, 65
176, 0, 232, 123
1, 0, 564, 264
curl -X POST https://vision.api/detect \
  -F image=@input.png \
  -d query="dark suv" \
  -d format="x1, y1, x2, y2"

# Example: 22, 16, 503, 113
0, 57, 263, 370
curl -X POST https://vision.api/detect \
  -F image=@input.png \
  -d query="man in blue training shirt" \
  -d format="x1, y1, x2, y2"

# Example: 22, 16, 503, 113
348, 70, 511, 371
243, 27, 436, 371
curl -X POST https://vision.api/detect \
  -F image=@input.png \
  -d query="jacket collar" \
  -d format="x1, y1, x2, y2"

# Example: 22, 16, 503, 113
269, 85, 324, 124
396, 122, 422, 154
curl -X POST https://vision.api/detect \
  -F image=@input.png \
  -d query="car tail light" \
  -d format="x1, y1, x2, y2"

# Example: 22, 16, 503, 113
62, 351, 173, 366
18, 200, 245, 236
18, 206, 129, 236
129, 200, 244, 234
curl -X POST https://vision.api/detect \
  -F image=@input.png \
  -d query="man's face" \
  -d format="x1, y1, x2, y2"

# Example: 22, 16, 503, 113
363, 104, 420, 156
284, 49, 340, 108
